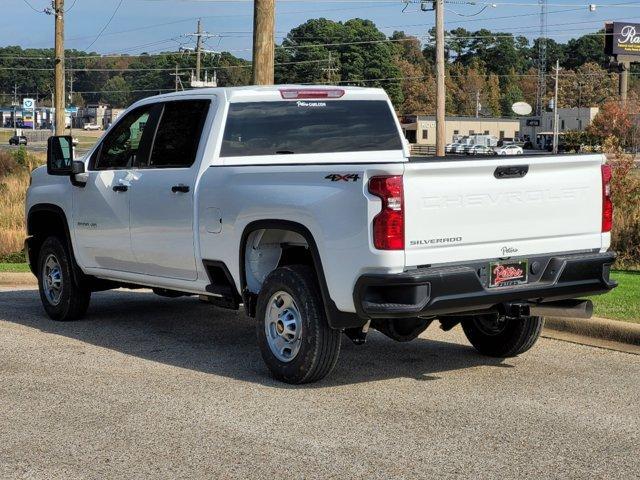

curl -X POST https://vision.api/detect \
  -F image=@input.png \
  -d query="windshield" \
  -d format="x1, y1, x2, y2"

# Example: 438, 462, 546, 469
220, 100, 402, 157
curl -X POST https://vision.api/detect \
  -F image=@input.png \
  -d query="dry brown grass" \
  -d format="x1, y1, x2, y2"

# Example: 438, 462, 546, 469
0, 150, 45, 256
612, 204, 640, 269
606, 151, 640, 270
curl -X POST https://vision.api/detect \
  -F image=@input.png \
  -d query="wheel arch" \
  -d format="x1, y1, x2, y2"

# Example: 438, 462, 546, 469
26, 203, 81, 284
239, 219, 363, 330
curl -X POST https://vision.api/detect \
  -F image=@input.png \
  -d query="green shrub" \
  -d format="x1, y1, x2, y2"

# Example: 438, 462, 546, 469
0, 250, 26, 263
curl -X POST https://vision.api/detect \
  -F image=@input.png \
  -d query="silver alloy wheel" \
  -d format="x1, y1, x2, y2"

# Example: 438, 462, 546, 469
265, 291, 302, 362
43, 253, 63, 306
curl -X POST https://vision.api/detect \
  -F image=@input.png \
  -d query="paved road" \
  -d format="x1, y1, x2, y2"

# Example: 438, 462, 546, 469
1, 288, 638, 479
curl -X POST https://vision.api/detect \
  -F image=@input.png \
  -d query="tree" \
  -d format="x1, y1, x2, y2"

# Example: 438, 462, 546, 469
275, 18, 403, 106
456, 30, 530, 76
390, 31, 427, 69
500, 69, 524, 116
395, 59, 435, 114
484, 74, 502, 117
100, 76, 130, 107
557, 62, 616, 108
448, 63, 485, 116
587, 101, 638, 148
563, 32, 608, 70
530, 38, 565, 72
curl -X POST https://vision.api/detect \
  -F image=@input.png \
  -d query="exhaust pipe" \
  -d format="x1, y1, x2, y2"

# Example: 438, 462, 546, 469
529, 299, 593, 319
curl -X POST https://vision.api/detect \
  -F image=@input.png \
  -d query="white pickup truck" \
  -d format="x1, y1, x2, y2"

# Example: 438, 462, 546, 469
26, 86, 616, 383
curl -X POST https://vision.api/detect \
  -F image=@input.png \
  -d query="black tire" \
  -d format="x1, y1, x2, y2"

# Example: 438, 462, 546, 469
256, 265, 341, 384
461, 314, 544, 357
37, 236, 91, 321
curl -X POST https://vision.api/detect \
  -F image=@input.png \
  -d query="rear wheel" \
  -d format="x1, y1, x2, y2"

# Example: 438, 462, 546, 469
37, 236, 91, 321
256, 265, 341, 384
461, 314, 543, 357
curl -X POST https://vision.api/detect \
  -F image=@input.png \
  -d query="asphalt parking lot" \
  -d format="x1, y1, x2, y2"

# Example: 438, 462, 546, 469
1, 287, 639, 479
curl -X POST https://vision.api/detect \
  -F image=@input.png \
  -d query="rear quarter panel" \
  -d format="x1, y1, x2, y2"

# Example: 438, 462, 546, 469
197, 162, 404, 313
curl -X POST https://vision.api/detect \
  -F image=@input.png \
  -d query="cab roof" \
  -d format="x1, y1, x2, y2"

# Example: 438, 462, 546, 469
139, 85, 390, 104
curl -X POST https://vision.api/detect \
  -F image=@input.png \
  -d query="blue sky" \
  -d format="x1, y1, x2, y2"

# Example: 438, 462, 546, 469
3, 1, 639, 59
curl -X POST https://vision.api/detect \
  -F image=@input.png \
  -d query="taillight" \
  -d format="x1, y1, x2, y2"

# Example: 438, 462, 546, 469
601, 164, 613, 233
369, 175, 404, 250
279, 89, 345, 99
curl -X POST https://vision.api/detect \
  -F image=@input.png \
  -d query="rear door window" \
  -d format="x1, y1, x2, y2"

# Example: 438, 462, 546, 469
147, 100, 210, 168
220, 100, 402, 157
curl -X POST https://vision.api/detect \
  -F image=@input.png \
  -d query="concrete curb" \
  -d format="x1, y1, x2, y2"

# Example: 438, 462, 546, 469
544, 316, 640, 347
0, 272, 37, 287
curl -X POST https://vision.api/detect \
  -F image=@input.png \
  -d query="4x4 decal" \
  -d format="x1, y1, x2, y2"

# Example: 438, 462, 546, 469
325, 174, 360, 182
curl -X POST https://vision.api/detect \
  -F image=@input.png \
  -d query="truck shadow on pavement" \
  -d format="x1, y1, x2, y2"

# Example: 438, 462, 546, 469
0, 288, 510, 387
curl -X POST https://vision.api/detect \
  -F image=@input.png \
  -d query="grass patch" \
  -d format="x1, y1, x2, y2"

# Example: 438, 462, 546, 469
589, 271, 640, 323
0, 262, 30, 272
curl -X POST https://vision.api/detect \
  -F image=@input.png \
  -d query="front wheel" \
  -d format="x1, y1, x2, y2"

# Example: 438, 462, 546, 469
461, 314, 544, 357
37, 236, 91, 321
256, 265, 341, 384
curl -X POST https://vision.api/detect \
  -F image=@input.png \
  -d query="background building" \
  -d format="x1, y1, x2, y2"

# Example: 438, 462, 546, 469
400, 115, 521, 146
519, 107, 599, 149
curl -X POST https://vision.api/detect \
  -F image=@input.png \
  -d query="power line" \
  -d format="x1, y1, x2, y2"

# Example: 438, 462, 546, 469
0, 23, 626, 63
66, 0, 79, 13
20, 0, 43, 13
85, 0, 125, 50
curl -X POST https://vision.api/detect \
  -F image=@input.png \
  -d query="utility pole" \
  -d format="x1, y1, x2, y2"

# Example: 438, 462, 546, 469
322, 51, 339, 84
619, 61, 629, 105
475, 90, 481, 118
171, 64, 180, 92
13, 84, 17, 129
195, 19, 203, 82
54, 0, 65, 136
184, 21, 220, 87
252, 0, 275, 85
68, 61, 73, 136
435, 0, 446, 156
552, 59, 560, 154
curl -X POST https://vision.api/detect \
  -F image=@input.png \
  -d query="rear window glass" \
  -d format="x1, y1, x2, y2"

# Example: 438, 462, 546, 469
220, 100, 402, 157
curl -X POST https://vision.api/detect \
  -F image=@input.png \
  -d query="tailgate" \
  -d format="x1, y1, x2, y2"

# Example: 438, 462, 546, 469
403, 154, 605, 267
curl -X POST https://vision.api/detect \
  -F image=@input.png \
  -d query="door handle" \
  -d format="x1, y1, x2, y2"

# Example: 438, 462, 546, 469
171, 184, 190, 193
112, 185, 128, 192
494, 165, 529, 179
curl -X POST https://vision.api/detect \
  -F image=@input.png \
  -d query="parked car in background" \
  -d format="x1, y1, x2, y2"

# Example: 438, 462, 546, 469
453, 143, 469, 154
83, 123, 101, 131
467, 144, 496, 156
9, 135, 27, 146
445, 143, 461, 153
496, 144, 524, 155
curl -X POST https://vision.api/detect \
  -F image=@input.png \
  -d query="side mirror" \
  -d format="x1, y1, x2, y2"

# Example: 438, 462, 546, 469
47, 136, 74, 175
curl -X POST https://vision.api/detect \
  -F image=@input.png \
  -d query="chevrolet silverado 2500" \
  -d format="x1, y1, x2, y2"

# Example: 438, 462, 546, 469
26, 86, 617, 383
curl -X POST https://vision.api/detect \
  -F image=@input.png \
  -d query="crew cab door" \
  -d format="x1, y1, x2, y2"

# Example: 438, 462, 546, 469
128, 99, 211, 280
73, 105, 156, 271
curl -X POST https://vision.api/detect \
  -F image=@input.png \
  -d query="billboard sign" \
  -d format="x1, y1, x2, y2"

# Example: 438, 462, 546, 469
605, 22, 640, 57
